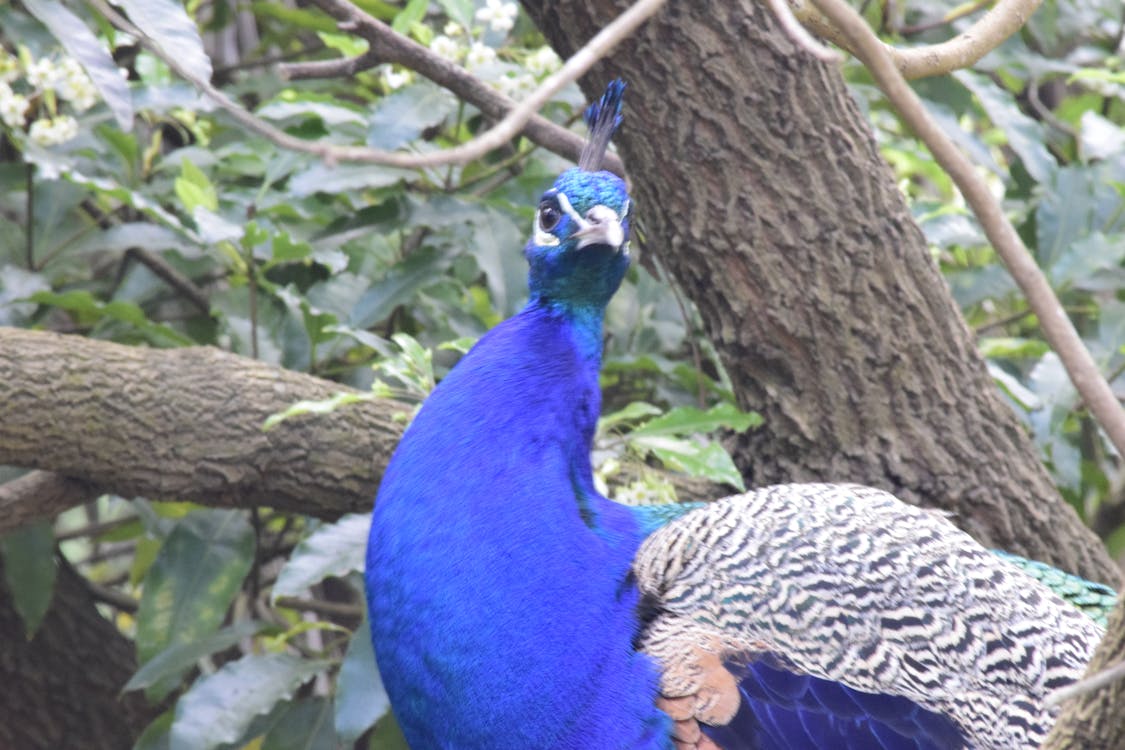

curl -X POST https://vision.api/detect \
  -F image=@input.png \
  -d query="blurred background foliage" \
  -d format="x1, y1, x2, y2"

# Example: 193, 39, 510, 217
0, 0, 1122, 747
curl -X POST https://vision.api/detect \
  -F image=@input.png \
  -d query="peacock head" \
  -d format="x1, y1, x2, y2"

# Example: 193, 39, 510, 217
525, 80, 631, 312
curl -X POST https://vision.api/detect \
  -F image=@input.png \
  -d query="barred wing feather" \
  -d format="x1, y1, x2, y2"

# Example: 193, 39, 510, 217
632, 484, 1104, 750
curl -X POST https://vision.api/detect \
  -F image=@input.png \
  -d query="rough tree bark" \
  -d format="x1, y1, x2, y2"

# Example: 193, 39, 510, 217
522, 0, 1119, 586
0, 555, 158, 749
0, 327, 409, 522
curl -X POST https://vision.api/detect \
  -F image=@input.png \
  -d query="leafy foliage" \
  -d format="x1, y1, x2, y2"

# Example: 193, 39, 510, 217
0, 0, 1122, 747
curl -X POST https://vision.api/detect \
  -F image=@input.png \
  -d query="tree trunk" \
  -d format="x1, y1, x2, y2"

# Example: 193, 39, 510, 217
522, 0, 1119, 586
0, 556, 158, 749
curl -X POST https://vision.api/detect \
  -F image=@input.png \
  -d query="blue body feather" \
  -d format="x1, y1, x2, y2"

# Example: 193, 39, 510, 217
367, 161, 672, 748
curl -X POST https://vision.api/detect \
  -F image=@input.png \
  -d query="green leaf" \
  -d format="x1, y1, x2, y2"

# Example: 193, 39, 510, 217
436, 0, 475, 28
22, 0, 134, 128
391, 0, 428, 34
270, 230, 313, 264
257, 98, 367, 128
0, 522, 57, 637
175, 159, 217, 212
262, 391, 374, 431
350, 244, 460, 327
637, 437, 747, 491
135, 510, 254, 664
169, 653, 329, 750
288, 163, 413, 197
988, 362, 1041, 411
251, 2, 338, 33
27, 290, 194, 347
367, 82, 458, 151
335, 623, 389, 742
316, 29, 370, 56
262, 697, 340, 750
630, 403, 762, 438
272, 514, 369, 600
117, 0, 212, 82
468, 207, 526, 316
954, 70, 1055, 185
134, 710, 175, 750
124, 620, 264, 692
22, 152, 198, 242
71, 222, 201, 257
979, 337, 1050, 359
598, 401, 663, 433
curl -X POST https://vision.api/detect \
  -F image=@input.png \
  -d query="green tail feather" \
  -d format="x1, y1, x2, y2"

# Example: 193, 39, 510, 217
991, 549, 1118, 627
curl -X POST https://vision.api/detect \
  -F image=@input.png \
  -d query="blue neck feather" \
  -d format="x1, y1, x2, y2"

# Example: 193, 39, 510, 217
366, 296, 671, 749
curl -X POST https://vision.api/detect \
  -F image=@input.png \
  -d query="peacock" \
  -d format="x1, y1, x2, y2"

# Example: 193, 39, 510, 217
364, 80, 1115, 750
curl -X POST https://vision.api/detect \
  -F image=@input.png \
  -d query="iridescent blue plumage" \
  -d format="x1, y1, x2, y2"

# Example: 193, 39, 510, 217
366, 80, 670, 748
365, 82, 1106, 750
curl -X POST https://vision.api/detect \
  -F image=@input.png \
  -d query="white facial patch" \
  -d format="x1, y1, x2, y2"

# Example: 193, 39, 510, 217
557, 192, 625, 250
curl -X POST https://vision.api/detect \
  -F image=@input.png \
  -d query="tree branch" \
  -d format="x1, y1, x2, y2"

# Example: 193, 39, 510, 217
792, 0, 1043, 79
91, 0, 663, 171
0, 327, 410, 520
808, 0, 1125, 473
0, 471, 98, 535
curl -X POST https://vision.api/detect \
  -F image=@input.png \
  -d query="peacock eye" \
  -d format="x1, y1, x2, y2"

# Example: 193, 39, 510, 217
538, 201, 562, 232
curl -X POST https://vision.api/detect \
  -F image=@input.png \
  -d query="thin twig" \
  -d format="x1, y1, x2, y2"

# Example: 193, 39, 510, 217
899, 0, 990, 35
1046, 657, 1125, 707
25, 162, 34, 270
92, 0, 661, 171
808, 0, 1125, 460
1026, 78, 1077, 138
280, 49, 382, 80
791, 0, 1043, 79
274, 595, 364, 619
56, 514, 138, 541
124, 248, 211, 315
765, 0, 842, 62
85, 579, 139, 612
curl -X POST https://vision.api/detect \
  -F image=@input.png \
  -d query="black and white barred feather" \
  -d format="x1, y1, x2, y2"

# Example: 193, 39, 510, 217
633, 483, 1104, 749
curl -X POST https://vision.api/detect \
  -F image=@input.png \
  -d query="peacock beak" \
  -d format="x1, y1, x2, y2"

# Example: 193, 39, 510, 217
573, 204, 624, 250
555, 193, 625, 251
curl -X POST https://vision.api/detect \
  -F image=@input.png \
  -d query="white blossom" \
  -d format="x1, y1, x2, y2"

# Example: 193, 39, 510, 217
56, 58, 98, 112
25, 57, 58, 89
28, 114, 79, 146
442, 21, 464, 37
496, 73, 535, 100
475, 0, 518, 34
383, 66, 412, 90
430, 35, 462, 62
526, 46, 561, 78
465, 42, 497, 69
0, 82, 29, 128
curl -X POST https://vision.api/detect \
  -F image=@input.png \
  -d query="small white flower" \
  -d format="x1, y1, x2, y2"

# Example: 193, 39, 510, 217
496, 73, 535, 100
475, 0, 518, 34
383, 66, 412, 90
0, 82, 29, 128
56, 58, 98, 112
25, 57, 58, 89
465, 42, 497, 69
526, 46, 561, 78
28, 114, 78, 145
430, 35, 462, 62
442, 21, 463, 37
